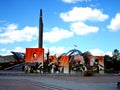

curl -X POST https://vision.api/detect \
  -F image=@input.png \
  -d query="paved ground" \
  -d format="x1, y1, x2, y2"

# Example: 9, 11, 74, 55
0, 71, 120, 90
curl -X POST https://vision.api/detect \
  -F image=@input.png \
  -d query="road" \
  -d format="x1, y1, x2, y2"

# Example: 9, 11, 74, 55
0, 73, 120, 90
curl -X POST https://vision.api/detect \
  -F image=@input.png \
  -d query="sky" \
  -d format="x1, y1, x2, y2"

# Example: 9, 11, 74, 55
0, 0, 120, 56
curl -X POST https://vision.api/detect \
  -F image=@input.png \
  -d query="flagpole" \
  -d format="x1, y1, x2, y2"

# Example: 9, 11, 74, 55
74, 44, 77, 49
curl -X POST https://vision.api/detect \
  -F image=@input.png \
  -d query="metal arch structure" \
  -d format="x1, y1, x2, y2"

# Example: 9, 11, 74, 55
65, 49, 82, 56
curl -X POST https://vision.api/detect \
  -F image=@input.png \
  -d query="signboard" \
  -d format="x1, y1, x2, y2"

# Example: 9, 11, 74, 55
25, 48, 44, 64
70, 56, 85, 73
59, 56, 69, 73
73, 56, 85, 64
49, 55, 57, 63
89, 56, 104, 73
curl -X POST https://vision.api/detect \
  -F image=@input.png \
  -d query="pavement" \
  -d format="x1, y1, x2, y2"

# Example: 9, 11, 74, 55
0, 71, 120, 90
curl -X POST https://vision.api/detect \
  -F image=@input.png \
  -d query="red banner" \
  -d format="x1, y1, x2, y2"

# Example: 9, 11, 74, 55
59, 56, 69, 73
49, 55, 57, 63
25, 48, 44, 64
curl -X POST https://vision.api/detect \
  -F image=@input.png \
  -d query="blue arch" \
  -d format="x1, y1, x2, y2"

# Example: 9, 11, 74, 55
65, 49, 82, 56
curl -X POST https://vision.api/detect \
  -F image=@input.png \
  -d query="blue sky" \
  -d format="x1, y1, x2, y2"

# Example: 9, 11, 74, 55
0, 0, 120, 56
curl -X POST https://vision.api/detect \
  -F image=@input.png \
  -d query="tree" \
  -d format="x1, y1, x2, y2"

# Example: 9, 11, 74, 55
112, 49, 119, 58
112, 49, 120, 71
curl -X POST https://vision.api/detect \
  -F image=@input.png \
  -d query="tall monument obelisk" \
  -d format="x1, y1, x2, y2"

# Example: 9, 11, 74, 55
38, 9, 43, 48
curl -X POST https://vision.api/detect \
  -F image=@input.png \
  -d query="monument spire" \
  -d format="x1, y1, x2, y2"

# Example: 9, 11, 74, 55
38, 9, 43, 48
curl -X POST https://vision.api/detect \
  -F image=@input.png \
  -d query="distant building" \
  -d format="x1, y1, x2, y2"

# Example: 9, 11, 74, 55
0, 52, 25, 63
0, 55, 15, 63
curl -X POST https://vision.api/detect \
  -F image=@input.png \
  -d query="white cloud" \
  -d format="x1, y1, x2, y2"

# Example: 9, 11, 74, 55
49, 46, 67, 55
0, 48, 10, 56
89, 48, 112, 56
0, 24, 38, 44
11, 46, 25, 53
107, 13, 120, 31
44, 46, 113, 57
105, 51, 112, 57
70, 22, 99, 35
0, 48, 6, 52
60, 7, 109, 22
0, 46, 25, 56
0, 23, 74, 44
62, 0, 91, 3
6, 24, 18, 32
44, 27, 74, 43
89, 48, 104, 56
